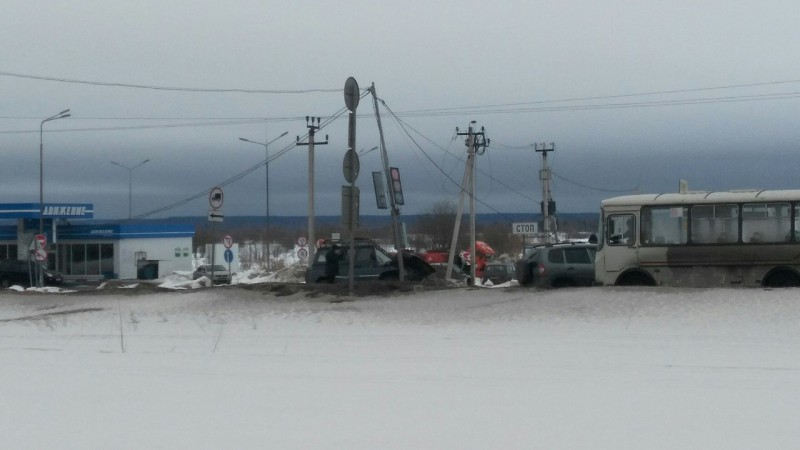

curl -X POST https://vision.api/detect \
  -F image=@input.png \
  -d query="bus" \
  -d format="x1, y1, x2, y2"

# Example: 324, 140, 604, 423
595, 188, 800, 287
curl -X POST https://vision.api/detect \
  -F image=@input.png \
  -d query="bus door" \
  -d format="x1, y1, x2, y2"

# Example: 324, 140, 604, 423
603, 213, 639, 272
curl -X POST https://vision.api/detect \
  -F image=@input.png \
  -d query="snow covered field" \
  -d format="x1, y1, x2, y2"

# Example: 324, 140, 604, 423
1, 284, 798, 449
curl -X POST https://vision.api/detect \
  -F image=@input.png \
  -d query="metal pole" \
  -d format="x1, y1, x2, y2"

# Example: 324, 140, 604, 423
265, 127, 270, 271
38, 109, 70, 288
126, 165, 132, 218
239, 131, 287, 271
111, 159, 149, 219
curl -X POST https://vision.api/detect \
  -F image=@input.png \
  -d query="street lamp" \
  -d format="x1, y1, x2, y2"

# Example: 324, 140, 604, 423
39, 108, 70, 287
110, 159, 150, 219
239, 130, 288, 270
359, 146, 379, 156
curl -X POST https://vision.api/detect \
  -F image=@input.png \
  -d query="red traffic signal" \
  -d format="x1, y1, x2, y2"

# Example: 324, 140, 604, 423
390, 167, 404, 205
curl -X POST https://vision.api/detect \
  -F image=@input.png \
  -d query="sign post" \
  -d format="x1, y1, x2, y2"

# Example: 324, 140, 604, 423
512, 222, 539, 251
344, 77, 360, 295
208, 186, 224, 284
223, 235, 233, 277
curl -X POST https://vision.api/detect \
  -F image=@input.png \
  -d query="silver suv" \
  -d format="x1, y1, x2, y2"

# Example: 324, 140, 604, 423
515, 243, 596, 288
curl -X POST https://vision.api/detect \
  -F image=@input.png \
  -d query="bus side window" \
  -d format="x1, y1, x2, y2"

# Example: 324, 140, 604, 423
608, 214, 635, 245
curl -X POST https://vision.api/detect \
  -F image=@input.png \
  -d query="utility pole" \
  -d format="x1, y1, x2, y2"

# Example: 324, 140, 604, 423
446, 122, 488, 284
535, 142, 556, 243
296, 117, 328, 267
369, 83, 405, 281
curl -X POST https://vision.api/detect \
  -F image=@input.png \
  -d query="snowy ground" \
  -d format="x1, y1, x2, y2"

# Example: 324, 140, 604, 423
1, 282, 798, 449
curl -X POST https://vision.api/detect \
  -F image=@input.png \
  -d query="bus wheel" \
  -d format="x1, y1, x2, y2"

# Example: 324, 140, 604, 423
763, 270, 800, 287
616, 272, 655, 286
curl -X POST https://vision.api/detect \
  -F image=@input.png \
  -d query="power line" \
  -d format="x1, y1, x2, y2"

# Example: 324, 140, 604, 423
0, 119, 274, 134
130, 106, 351, 219
378, 98, 524, 222
392, 79, 800, 114
551, 170, 636, 193
0, 70, 342, 94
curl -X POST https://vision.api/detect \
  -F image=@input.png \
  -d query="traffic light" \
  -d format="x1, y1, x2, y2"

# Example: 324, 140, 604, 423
390, 167, 404, 205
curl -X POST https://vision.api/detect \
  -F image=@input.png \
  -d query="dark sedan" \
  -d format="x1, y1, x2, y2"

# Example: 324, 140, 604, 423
0, 259, 63, 288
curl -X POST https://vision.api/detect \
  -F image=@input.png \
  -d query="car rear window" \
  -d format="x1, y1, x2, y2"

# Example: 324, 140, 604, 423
564, 248, 592, 264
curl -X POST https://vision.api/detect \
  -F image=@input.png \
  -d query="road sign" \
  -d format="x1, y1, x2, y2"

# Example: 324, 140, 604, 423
224, 249, 233, 263
208, 210, 224, 222
297, 248, 308, 260
209, 186, 224, 209
297, 236, 308, 247
35, 234, 47, 249
512, 222, 539, 235
343, 148, 360, 183
34, 248, 47, 262
223, 235, 233, 249
344, 77, 360, 112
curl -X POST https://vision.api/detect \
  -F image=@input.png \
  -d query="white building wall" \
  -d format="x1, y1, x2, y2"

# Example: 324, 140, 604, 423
117, 237, 194, 279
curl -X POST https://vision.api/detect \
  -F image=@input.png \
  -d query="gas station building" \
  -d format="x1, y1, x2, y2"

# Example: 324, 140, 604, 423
0, 203, 195, 281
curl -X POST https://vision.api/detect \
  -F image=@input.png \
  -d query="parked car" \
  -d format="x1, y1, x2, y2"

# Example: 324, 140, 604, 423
515, 243, 597, 288
0, 259, 63, 288
306, 239, 435, 283
192, 264, 232, 284
481, 262, 516, 285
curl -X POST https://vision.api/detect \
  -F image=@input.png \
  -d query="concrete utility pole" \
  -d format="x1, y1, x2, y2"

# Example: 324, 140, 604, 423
296, 117, 328, 267
535, 142, 556, 243
369, 83, 405, 281
446, 122, 489, 284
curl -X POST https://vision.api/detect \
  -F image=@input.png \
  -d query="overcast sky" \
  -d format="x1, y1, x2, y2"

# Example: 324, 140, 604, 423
3, 1, 800, 221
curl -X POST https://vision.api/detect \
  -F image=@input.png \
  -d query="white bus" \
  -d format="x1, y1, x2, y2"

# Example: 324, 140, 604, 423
595, 188, 800, 287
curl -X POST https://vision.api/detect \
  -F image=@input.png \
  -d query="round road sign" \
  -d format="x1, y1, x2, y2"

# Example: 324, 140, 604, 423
209, 186, 224, 209
297, 248, 308, 260
297, 236, 308, 247
224, 249, 234, 263
343, 149, 360, 183
34, 248, 47, 262
223, 235, 233, 249
344, 77, 360, 112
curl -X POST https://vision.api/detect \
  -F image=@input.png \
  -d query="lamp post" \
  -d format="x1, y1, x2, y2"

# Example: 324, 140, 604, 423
38, 109, 70, 287
239, 130, 288, 271
110, 159, 150, 219
359, 146, 378, 157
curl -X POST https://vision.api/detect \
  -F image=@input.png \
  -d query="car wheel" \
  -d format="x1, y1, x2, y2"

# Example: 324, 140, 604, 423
517, 264, 533, 286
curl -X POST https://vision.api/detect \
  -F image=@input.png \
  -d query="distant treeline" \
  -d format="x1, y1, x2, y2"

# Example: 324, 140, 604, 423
143, 212, 599, 232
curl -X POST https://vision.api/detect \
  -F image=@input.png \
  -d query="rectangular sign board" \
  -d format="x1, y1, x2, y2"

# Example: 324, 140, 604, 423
512, 222, 539, 235
208, 210, 224, 222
